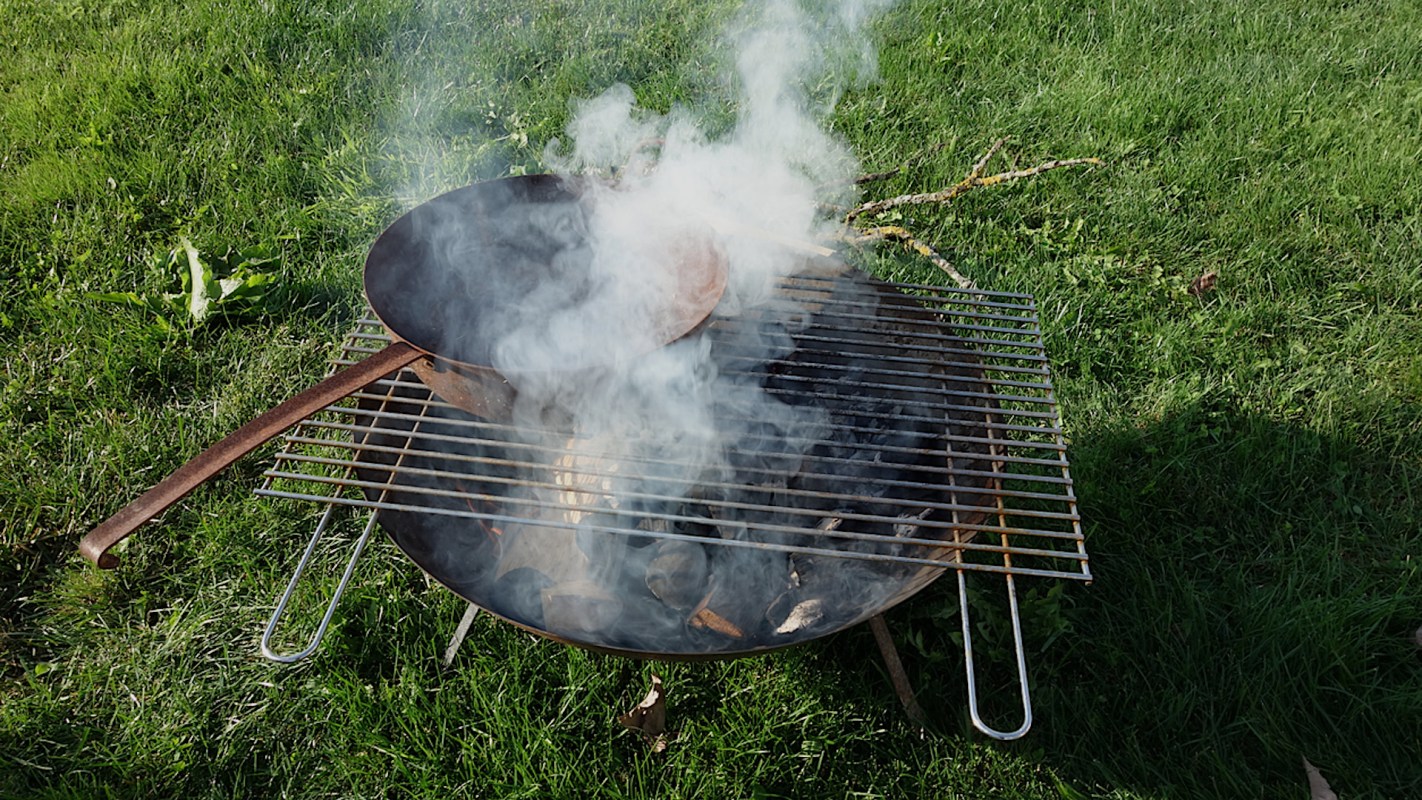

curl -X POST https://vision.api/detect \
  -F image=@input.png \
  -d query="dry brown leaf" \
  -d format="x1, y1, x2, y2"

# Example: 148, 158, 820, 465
619, 674, 671, 752
1303, 758, 1338, 800
1188, 270, 1219, 296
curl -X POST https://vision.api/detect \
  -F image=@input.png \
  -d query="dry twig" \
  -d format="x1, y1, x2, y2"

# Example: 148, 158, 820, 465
845, 225, 975, 290
843, 140, 950, 190
968, 136, 1010, 180
853, 168, 901, 185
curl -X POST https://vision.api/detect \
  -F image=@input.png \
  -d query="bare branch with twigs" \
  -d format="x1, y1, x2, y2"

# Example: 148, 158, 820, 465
846, 142, 1104, 223
834, 138, 1104, 289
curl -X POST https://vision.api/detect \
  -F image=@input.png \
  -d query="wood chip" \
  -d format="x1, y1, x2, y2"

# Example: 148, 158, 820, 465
893, 506, 934, 538
688, 606, 745, 638
774, 598, 825, 634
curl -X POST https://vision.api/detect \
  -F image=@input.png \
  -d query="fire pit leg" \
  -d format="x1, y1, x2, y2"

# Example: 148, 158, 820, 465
868, 614, 929, 727
442, 602, 482, 666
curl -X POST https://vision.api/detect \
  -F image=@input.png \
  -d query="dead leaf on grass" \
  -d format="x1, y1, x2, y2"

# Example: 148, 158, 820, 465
1188, 270, 1219, 296
619, 674, 672, 752
1303, 758, 1338, 800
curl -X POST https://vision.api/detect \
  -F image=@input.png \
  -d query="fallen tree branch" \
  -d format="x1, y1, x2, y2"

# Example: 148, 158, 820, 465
842, 140, 951, 190
846, 143, 1104, 224
853, 168, 901, 185
823, 139, 1104, 290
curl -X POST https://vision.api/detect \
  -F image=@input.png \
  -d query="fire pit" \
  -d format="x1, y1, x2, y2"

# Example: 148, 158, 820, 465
256, 257, 1089, 737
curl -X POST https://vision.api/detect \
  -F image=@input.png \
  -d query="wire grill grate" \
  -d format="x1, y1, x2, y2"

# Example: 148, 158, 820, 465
256, 273, 1089, 583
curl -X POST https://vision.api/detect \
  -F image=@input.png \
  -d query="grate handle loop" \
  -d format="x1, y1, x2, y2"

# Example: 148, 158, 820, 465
260, 506, 378, 663
959, 568, 1033, 740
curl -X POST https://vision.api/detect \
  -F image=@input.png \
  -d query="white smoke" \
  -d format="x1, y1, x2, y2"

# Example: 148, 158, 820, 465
475, 0, 904, 644
504, 0, 896, 375
486, 0, 899, 486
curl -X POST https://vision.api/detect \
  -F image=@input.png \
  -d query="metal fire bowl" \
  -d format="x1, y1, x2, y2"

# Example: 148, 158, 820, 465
350, 264, 998, 659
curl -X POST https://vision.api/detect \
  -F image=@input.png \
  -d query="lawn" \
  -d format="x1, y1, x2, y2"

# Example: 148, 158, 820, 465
2, 0, 1420, 797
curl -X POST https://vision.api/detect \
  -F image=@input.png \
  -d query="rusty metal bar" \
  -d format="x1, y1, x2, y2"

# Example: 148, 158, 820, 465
868, 615, 928, 726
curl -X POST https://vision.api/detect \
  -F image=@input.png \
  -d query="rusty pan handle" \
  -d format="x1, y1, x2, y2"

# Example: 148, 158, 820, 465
79, 341, 423, 569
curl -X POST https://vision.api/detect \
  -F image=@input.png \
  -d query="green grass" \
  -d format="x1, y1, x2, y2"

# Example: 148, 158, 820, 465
3, 0, 1420, 797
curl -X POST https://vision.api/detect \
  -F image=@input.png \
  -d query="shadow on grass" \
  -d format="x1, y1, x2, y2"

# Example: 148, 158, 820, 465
863, 398, 1422, 798
276, 272, 365, 331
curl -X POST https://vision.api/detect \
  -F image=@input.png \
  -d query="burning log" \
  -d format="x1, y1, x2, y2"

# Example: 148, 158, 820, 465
492, 444, 621, 584
493, 519, 590, 585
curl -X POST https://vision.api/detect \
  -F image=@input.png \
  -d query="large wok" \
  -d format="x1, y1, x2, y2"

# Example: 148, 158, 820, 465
80, 175, 728, 568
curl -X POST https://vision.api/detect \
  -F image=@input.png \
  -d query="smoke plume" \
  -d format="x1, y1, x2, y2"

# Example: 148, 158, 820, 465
502, 0, 895, 407
392, 1, 912, 649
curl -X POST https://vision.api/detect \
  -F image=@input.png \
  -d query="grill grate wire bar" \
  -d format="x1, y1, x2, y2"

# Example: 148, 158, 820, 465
255, 275, 1088, 739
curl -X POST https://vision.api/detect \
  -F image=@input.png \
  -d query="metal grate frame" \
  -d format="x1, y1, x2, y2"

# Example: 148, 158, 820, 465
253, 272, 1089, 739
